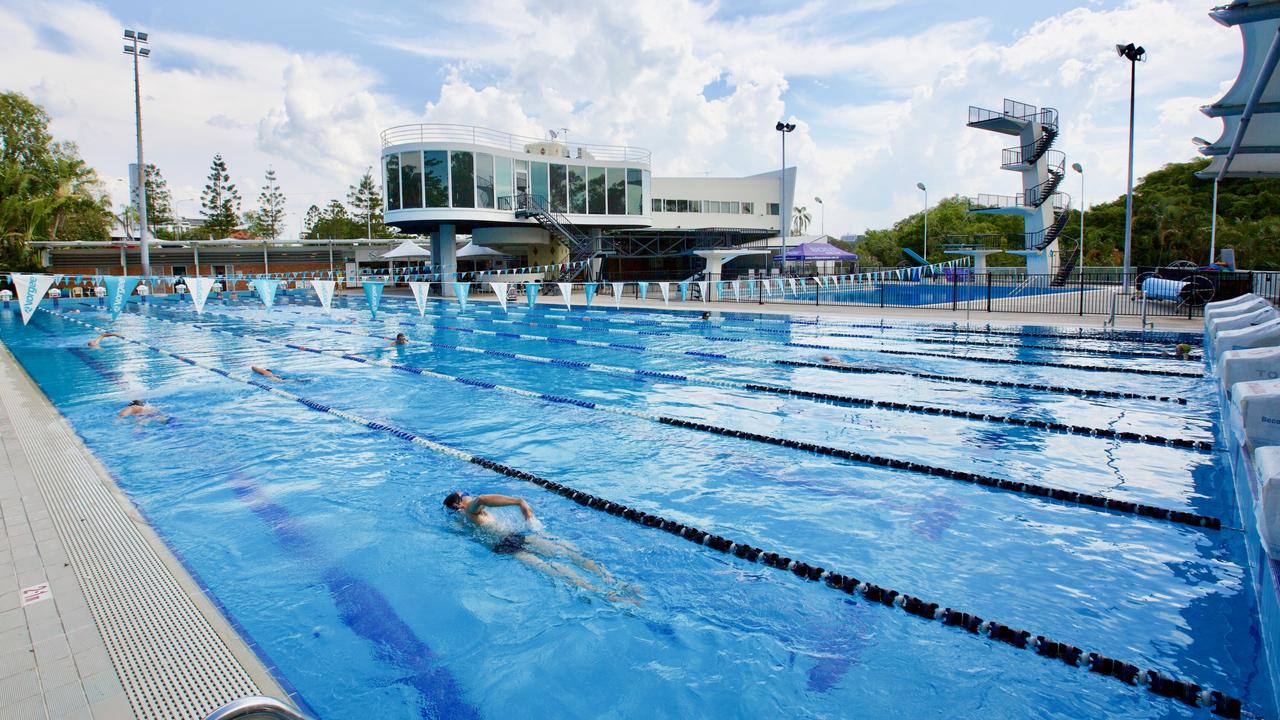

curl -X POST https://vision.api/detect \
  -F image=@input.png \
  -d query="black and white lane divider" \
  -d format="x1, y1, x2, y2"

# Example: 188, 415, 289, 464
100, 306, 1222, 531
46, 308, 1247, 720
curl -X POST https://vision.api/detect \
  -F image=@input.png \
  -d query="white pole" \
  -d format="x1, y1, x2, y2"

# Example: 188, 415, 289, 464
780, 131, 788, 277
1122, 57, 1137, 291
1209, 177, 1219, 265
1079, 169, 1085, 272
922, 188, 928, 262
128, 36, 150, 279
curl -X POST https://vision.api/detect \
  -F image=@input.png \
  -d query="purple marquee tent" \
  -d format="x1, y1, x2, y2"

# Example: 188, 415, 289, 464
772, 242, 858, 262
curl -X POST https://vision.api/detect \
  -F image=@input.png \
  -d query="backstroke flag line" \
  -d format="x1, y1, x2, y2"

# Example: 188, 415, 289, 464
310, 279, 336, 313
10, 273, 58, 325
658, 282, 670, 304
525, 283, 540, 309
363, 280, 385, 319
490, 282, 508, 312
252, 279, 281, 312
188, 277, 217, 315
611, 282, 624, 309
452, 282, 471, 310
409, 282, 432, 316
557, 282, 573, 310
103, 275, 141, 321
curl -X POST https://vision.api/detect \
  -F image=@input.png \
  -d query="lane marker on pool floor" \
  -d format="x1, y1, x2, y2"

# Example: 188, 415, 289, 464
145, 302, 1210, 451
43, 308, 1248, 720
104, 306, 1222, 531
171, 297, 1192, 404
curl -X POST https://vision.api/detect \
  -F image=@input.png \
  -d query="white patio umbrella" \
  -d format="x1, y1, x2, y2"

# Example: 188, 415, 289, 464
380, 239, 431, 279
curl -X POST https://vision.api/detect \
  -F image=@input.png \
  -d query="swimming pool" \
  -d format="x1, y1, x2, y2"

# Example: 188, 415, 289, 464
1, 293, 1274, 719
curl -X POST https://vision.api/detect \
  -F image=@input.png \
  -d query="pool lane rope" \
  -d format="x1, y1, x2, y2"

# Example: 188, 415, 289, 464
142, 303, 1211, 452
100, 306, 1221, 531
187, 297, 1193, 403
43, 308, 1248, 720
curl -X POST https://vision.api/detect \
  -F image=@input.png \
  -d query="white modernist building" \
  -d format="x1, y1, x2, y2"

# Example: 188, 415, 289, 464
380, 124, 795, 281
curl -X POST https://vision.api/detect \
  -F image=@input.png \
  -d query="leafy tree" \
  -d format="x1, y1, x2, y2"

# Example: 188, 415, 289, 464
302, 204, 322, 237
200, 153, 241, 238
247, 167, 286, 239
348, 171, 384, 238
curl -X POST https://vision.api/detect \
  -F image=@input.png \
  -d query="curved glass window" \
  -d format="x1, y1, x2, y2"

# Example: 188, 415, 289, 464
530, 162, 548, 208
476, 152, 495, 209
385, 154, 400, 211
400, 151, 423, 209
495, 156, 514, 210
423, 151, 448, 207
568, 166, 586, 214
607, 167, 625, 215
549, 164, 567, 213
587, 167, 605, 214
450, 151, 475, 208
626, 168, 642, 215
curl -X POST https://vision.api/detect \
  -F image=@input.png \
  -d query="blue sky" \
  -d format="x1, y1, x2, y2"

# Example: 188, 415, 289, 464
0, 0, 1242, 237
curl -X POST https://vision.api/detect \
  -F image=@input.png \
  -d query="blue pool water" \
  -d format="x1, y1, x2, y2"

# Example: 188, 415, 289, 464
798, 280, 1077, 305
0, 293, 1274, 719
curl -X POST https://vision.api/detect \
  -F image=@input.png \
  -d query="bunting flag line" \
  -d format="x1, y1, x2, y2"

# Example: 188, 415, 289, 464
525, 282, 540, 309
251, 278, 281, 312
9, 273, 58, 326
310, 279, 336, 313
188, 277, 217, 315
409, 282, 433, 316
556, 282, 573, 310
583, 282, 598, 307
102, 275, 141, 321
787, 278, 797, 295
637, 282, 649, 301
490, 282, 508, 312
611, 281, 624, 309
678, 281, 690, 302
731, 280, 740, 301
696, 280, 708, 302
657, 282, 670, 305
453, 282, 471, 310
363, 280, 385, 319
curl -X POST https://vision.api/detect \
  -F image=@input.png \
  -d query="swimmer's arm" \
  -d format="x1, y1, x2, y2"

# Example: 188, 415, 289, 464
470, 494, 535, 520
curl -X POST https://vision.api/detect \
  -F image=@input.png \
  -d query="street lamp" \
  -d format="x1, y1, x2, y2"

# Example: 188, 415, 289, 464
814, 196, 824, 237
123, 29, 151, 279
1071, 162, 1084, 275
775, 120, 795, 275
916, 182, 928, 262
1117, 42, 1146, 291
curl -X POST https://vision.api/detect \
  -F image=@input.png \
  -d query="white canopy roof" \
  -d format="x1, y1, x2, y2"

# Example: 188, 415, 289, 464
456, 242, 509, 258
1197, 1, 1280, 179
380, 239, 432, 259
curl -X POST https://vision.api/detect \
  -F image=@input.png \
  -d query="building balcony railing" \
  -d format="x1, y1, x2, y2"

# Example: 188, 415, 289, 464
379, 124, 652, 165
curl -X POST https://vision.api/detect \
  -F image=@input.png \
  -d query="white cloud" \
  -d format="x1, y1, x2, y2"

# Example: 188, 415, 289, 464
0, 0, 1244, 241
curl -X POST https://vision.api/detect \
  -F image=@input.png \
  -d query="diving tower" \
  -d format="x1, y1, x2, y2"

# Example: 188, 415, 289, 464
956, 99, 1074, 279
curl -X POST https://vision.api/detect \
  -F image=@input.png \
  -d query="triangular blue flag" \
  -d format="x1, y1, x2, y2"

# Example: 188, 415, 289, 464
678, 281, 689, 301
363, 280, 385, 319
102, 275, 141, 320
583, 282, 598, 306
525, 283, 540, 309
252, 278, 281, 311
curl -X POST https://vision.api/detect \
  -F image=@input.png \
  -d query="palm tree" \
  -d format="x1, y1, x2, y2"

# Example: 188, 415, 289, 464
791, 205, 812, 236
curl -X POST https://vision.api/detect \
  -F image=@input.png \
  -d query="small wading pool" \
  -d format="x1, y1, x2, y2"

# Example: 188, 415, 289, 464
0, 294, 1273, 720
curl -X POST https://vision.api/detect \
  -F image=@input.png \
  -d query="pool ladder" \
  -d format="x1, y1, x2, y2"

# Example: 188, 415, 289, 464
204, 696, 312, 720
1102, 290, 1155, 333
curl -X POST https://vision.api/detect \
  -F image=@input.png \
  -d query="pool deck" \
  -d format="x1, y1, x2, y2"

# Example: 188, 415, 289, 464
0, 341, 285, 720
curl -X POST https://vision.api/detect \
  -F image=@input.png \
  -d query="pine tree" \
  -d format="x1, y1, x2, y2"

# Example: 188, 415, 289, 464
133, 164, 173, 227
302, 204, 322, 239
347, 171, 382, 238
248, 167, 287, 239
200, 153, 241, 238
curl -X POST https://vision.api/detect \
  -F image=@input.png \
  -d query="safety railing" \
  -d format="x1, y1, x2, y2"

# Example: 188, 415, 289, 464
203, 696, 311, 720
380, 124, 651, 165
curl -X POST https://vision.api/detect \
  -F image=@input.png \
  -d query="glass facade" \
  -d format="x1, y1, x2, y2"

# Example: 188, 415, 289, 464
476, 152, 495, 209
626, 168, 642, 215
450, 151, 475, 208
549, 164, 568, 213
606, 167, 625, 215
383, 147, 647, 217
400, 151, 422, 209
385, 154, 400, 211
422, 151, 448, 207
568, 167, 586, 214
530, 162, 549, 208
587, 167, 606, 214
495, 156, 513, 210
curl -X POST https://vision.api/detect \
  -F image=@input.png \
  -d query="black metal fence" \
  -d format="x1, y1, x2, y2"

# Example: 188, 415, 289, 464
686, 270, 1273, 318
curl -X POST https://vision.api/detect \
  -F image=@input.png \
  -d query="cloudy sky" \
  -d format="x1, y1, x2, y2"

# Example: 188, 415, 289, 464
0, 0, 1242, 238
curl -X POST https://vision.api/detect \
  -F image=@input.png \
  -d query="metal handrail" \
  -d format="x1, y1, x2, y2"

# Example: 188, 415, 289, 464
1023, 152, 1067, 207
968, 103, 1058, 131
203, 696, 311, 720
380, 124, 651, 165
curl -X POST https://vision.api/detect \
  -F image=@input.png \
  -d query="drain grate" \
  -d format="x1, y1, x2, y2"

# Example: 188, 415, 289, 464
0, 345, 261, 720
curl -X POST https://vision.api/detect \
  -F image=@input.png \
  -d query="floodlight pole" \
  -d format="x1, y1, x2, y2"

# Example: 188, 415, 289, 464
1117, 42, 1144, 292
124, 30, 151, 279
1209, 177, 1219, 265
776, 121, 795, 276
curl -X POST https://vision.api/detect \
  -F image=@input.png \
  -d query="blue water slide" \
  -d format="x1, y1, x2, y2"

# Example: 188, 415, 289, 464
902, 247, 927, 265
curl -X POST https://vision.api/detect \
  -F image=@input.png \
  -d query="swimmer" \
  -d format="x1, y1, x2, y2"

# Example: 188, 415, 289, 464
820, 354, 854, 369
391, 333, 409, 347
1175, 343, 1194, 361
88, 332, 122, 349
251, 366, 292, 382
443, 491, 637, 604
118, 399, 167, 423
700, 311, 711, 321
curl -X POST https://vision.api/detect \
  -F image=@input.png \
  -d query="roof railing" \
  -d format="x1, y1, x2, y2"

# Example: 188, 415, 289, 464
380, 124, 651, 165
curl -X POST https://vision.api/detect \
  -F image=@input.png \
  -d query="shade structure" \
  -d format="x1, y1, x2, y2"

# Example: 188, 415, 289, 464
1197, 1, 1280, 179
456, 242, 510, 259
772, 241, 858, 262
381, 240, 432, 259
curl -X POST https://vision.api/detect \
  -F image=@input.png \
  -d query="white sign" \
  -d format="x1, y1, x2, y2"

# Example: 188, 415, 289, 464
21, 582, 51, 606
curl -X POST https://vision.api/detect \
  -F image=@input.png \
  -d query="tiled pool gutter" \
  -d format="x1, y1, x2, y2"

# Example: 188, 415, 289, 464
0, 340, 286, 720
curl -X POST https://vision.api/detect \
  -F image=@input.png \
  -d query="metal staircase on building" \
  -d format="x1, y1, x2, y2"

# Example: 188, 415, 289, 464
1051, 238, 1080, 286
514, 193, 613, 281
1029, 196, 1072, 251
